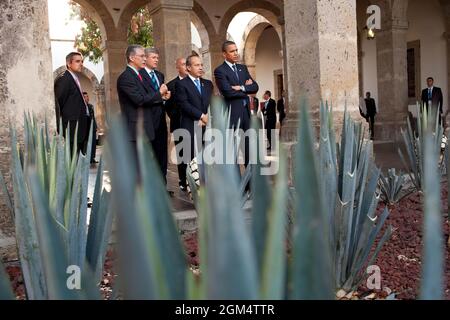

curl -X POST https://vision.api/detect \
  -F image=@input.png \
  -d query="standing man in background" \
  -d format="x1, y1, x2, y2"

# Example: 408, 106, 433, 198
117, 45, 169, 177
82, 91, 98, 164
176, 54, 213, 178
166, 57, 189, 191
421, 77, 444, 123
364, 92, 377, 140
263, 90, 276, 150
140, 47, 172, 190
214, 41, 259, 166
277, 90, 286, 135
54, 52, 90, 155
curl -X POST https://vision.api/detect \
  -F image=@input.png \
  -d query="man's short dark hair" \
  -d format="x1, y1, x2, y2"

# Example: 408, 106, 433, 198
366, 91, 371, 95
222, 40, 236, 52
126, 45, 144, 63
427, 77, 434, 81
265, 90, 272, 97
186, 54, 201, 67
66, 52, 82, 67
82, 92, 88, 95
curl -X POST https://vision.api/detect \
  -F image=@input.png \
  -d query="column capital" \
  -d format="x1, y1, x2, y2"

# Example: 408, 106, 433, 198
148, 0, 193, 15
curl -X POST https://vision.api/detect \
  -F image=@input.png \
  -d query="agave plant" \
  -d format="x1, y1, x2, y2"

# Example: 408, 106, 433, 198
420, 128, 444, 300
379, 168, 406, 205
399, 103, 445, 192
0, 114, 112, 299
317, 102, 392, 292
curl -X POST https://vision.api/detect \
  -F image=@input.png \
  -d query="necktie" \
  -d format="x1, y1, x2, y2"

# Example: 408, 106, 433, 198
138, 73, 143, 82
194, 79, 202, 95
150, 71, 159, 91
232, 64, 240, 82
428, 88, 432, 100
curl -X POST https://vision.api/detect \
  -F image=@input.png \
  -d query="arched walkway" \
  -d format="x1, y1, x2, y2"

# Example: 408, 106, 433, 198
218, 0, 282, 44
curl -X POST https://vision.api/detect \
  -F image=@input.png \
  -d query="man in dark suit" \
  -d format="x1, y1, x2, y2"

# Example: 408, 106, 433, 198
364, 91, 377, 140
82, 92, 98, 164
277, 90, 286, 131
421, 77, 444, 122
176, 54, 213, 177
263, 90, 277, 150
54, 52, 91, 155
117, 45, 170, 174
166, 57, 188, 190
214, 41, 259, 165
139, 47, 172, 185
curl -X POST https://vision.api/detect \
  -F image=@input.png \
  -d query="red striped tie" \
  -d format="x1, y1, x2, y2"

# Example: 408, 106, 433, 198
138, 73, 143, 82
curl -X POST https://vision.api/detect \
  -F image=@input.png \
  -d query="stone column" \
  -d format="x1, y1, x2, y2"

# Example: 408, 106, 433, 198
0, 0, 55, 255
149, 0, 193, 80
283, 0, 359, 141
447, 34, 450, 115
247, 64, 256, 80
374, 21, 409, 142
102, 39, 128, 114
200, 47, 212, 80
209, 36, 226, 95
94, 84, 106, 134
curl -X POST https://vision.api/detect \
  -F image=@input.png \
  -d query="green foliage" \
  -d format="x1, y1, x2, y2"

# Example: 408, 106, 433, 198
379, 168, 406, 205
74, 19, 103, 64
318, 103, 392, 292
1, 100, 445, 300
1, 114, 111, 299
69, 2, 153, 63
420, 130, 444, 300
127, 7, 154, 48
399, 103, 444, 191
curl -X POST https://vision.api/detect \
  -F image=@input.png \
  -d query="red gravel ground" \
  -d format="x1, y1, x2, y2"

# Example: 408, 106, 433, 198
4, 186, 450, 299
358, 184, 450, 300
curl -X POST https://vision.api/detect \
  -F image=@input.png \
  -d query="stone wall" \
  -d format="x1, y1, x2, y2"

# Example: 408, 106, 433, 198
0, 0, 55, 258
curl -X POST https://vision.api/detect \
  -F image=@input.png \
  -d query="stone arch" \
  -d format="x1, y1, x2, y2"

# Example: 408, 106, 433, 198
242, 15, 271, 67
71, 0, 116, 43
217, 0, 282, 43
192, 1, 215, 48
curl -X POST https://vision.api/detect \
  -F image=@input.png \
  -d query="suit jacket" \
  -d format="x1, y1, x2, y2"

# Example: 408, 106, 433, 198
139, 68, 166, 130
176, 76, 213, 138
277, 98, 286, 122
264, 98, 277, 125
117, 66, 163, 142
364, 98, 377, 117
54, 70, 90, 142
166, 76, 183, 132
214, 62, 259, 128
87, 103, 97, 133
421, 86, 443, 114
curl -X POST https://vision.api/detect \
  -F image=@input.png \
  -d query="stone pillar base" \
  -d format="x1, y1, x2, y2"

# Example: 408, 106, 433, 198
374, 119, 407, 143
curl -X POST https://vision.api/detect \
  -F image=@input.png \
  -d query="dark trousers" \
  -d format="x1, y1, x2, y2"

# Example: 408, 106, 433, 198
266, 120, 276, 148
152, 117, 168, 184
368, 115, 375, 139
175, 135, 187, 187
